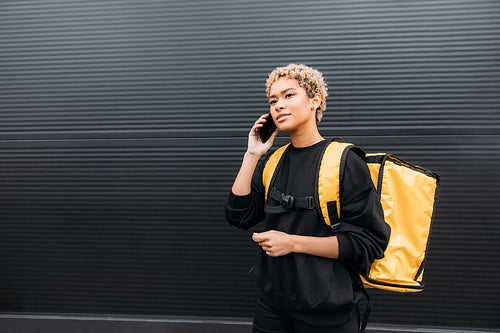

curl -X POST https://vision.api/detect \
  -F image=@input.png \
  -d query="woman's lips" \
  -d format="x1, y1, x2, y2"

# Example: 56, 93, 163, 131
276, 113, 290, 122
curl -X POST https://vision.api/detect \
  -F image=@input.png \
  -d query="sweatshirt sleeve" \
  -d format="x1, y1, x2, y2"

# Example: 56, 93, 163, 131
224, 158, 267, 230
336, 150, 391, 275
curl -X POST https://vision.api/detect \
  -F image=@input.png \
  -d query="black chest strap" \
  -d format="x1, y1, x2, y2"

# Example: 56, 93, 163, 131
264, 187, 315, 214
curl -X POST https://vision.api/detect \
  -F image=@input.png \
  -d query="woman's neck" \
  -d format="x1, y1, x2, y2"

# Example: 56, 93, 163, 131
289, 127, 324, 148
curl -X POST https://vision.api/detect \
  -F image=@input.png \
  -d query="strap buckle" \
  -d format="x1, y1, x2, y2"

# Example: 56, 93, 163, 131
305, 196, 314, 209
331, 222, 341, 233
281, 193, 295, 209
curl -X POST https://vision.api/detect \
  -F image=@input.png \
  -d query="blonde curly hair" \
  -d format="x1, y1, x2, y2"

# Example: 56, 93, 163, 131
266, 64, 328, 123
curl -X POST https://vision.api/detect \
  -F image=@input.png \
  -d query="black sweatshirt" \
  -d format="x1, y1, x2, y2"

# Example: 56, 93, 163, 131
225, 140, 390, 325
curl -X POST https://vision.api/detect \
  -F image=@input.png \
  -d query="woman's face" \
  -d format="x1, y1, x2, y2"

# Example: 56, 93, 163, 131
268, 77, 319, 133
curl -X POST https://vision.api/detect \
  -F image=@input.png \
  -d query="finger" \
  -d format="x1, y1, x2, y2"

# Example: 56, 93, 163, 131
251, 117, 265, 132
266, 251, 279, 257
251, 123, 262, 133
257, 230, 271, 236
253, 232, 269, 242
256, 114, 268, 125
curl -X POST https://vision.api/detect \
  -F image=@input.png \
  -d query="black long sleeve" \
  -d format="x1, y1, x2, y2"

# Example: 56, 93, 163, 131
336, 151, 390, 275
224, 152, 267, 230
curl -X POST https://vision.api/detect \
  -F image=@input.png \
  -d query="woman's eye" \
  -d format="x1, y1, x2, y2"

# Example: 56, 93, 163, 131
269, 100, 277, 105
285, 93, 294, 98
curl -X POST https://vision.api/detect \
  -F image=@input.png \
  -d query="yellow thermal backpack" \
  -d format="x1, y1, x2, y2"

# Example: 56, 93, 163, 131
262, 140, 440, 293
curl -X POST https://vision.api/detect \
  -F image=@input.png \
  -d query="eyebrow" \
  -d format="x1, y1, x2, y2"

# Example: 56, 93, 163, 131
268, 87, 298, 99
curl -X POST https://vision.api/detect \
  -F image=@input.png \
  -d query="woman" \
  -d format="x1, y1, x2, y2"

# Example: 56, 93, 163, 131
225, 64, 390, 332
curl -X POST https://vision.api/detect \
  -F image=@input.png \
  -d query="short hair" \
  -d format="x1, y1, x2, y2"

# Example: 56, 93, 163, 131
266, 64, 328, 123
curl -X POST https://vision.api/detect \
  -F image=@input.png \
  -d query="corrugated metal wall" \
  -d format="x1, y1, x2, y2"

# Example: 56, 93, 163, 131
1, 0, 499, 330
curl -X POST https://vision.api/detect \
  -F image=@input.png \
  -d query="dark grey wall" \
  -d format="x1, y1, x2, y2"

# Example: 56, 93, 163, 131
1, 0, 499, 330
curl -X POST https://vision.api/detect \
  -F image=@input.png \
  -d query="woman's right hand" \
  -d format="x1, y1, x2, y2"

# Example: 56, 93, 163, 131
247, 114, 278, 157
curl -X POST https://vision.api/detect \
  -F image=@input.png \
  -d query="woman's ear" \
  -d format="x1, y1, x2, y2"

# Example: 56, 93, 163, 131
311, 93, 322, 110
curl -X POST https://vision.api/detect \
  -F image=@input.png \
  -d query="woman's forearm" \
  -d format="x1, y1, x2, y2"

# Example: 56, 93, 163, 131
292, 234, 339, 259
231, 152, 261, 196
253, 231, 339, 259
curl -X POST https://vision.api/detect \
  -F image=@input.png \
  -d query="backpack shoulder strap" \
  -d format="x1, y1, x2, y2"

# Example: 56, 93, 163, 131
317, 141, 356, 227
262, 143, 291, 202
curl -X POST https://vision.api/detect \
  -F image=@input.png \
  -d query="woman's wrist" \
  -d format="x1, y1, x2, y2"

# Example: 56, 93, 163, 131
244, 150, 262, 160
289, 234, 301, 253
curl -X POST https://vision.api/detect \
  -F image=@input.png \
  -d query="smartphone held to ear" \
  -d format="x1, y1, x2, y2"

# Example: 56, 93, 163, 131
257, 114, 277, 143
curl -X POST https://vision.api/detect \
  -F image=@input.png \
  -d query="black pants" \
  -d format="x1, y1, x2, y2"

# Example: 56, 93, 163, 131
252, 293, 359, 333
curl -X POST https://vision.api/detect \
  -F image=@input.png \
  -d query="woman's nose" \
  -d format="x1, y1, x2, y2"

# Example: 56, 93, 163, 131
275, 98, 285, 110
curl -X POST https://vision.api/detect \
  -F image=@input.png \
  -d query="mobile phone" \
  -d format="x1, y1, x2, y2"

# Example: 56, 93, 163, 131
257, 114, 277, 143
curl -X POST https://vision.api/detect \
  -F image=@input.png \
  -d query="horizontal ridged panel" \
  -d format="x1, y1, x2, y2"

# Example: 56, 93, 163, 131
1, 0, 500, 139
0, 138, 257, 316
0, 0, 499, 330
1, 136, 499, 327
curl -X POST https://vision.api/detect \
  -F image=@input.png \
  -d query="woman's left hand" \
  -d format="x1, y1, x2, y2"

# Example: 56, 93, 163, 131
252, 230, 295, 257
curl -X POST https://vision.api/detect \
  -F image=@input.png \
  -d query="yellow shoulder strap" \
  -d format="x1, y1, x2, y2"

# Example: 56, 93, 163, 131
318, 142, 354, 226
262, 143, 291, 202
